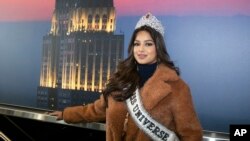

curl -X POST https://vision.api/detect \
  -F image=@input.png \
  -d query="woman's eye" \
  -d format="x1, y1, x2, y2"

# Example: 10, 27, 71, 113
145, 43, 153, 46
133, 43, 140, 46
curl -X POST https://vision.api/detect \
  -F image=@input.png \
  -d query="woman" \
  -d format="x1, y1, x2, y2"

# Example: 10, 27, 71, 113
50, 13, 203, 141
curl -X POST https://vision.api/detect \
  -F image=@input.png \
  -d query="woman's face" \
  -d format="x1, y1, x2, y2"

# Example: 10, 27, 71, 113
133, 30, 157, 64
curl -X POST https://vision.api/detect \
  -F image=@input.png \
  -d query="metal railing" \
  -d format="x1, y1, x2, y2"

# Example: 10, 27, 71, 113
0, 103, 229, 141
0, 131, 11, 141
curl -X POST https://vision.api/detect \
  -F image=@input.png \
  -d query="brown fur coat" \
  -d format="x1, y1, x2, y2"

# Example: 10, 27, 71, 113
63, 64, 203, 141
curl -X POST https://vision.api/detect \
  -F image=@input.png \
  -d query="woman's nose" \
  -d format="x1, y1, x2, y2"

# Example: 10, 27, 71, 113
138, 45, 144, 51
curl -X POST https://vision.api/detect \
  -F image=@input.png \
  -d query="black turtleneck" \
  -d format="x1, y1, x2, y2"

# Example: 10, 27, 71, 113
137, 62, 157, 88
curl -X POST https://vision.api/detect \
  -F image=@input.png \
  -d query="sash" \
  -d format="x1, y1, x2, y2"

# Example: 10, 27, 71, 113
126, 89, 179, 141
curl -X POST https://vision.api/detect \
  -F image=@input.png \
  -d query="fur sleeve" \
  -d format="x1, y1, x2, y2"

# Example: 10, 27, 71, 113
63, 94, 106, 123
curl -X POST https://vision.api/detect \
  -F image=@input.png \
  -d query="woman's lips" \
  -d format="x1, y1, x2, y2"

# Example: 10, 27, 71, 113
137, 54, 147, 59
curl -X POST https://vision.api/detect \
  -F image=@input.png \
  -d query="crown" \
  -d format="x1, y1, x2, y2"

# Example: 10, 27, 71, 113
135, 13, 164, 36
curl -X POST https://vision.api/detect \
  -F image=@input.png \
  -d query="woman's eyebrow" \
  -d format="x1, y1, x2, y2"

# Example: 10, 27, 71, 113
144, 40, 154, 42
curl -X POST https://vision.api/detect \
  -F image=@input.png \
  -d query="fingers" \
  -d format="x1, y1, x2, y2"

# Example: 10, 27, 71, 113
47, 111, 63, 120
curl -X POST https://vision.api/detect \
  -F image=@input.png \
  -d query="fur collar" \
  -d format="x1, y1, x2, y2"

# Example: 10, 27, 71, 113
140, 64, 179, 110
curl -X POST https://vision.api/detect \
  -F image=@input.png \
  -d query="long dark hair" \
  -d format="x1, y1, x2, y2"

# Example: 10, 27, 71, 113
103, 25, 179, 105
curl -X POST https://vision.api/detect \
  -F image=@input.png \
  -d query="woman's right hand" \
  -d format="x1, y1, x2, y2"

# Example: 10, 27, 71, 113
48, 111, 63, 120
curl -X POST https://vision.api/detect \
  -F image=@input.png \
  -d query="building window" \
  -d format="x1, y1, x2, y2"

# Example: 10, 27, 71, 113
102, 25, 106, 30
88, 25, 92, 29
102, 15, 107, 23
95, 25, 99, 30
95, 15, 100, 23
88, 15, 93, 23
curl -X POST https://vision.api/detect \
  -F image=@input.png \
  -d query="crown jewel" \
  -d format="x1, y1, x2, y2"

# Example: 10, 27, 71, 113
135, 13, 164, 36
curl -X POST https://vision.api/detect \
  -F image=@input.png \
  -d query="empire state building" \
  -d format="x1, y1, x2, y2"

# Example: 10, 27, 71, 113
37, 0, 124, 110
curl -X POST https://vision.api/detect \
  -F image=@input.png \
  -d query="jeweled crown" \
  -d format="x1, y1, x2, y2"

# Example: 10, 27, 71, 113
135, 13, 164, 36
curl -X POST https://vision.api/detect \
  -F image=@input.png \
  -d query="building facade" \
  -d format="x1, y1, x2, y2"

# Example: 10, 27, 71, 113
37, 0, 124, 110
